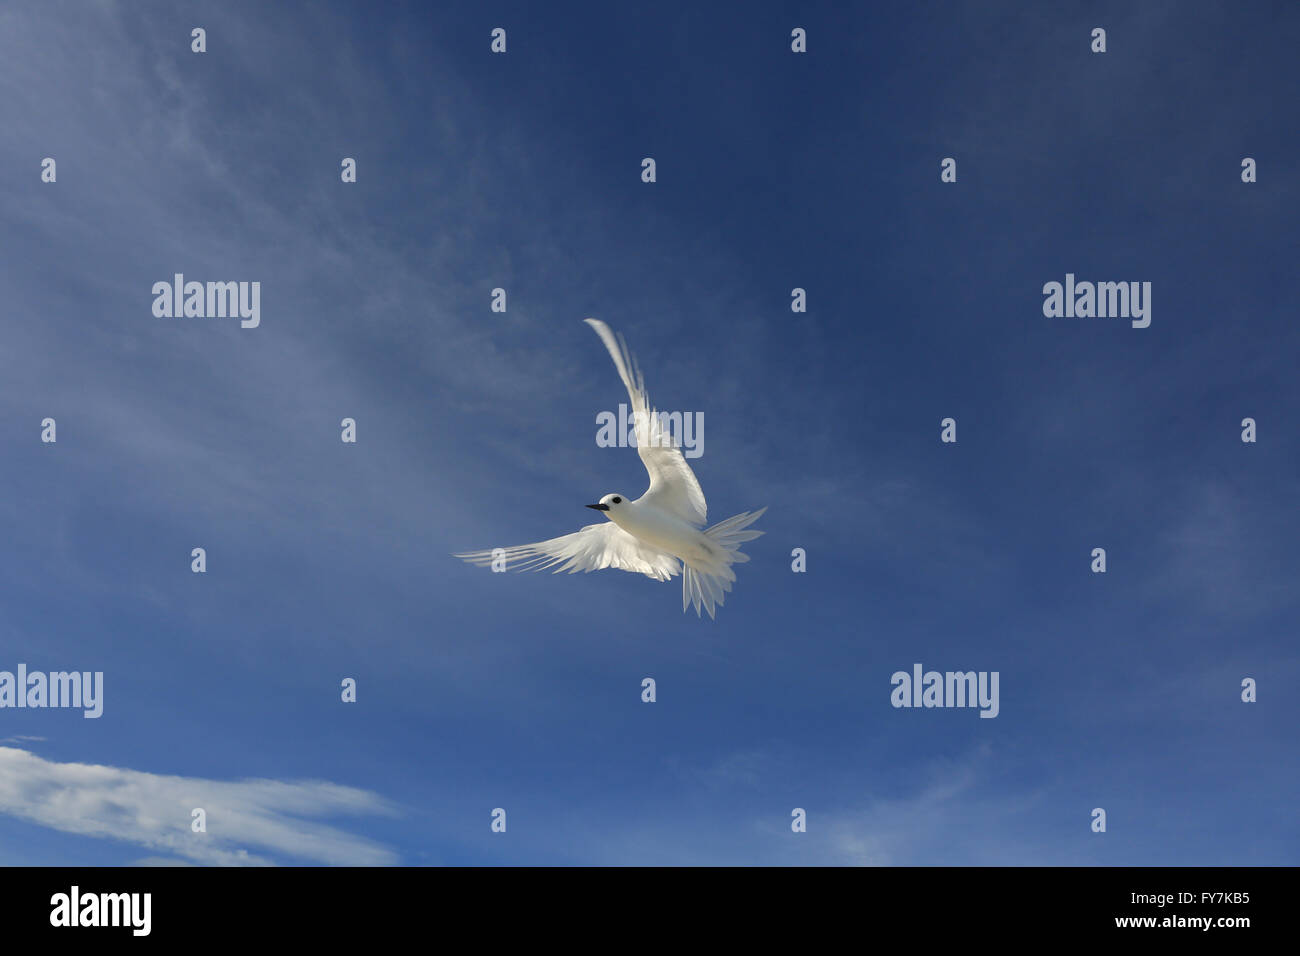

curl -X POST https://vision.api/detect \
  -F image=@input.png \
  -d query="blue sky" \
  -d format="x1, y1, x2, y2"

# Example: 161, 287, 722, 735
1, 0, 1296, 865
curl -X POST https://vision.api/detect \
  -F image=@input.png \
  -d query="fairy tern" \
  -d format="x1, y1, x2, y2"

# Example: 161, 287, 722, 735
454, 318, 766, 618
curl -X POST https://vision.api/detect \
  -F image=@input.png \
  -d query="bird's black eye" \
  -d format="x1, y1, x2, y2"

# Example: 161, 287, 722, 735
612, 497, 621, 504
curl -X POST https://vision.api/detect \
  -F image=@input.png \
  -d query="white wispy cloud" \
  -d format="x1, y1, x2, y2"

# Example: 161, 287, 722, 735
768, 746, 1050, 866
536, 744, 1053, 866
0, 746, 400, 866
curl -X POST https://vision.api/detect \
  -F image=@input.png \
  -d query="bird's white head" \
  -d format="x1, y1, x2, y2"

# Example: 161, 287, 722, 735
586, 493, 628, 517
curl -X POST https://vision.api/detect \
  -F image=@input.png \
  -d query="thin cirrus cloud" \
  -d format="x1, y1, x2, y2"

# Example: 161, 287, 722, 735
567, 744, 1049, 867
0, 746, 401, 866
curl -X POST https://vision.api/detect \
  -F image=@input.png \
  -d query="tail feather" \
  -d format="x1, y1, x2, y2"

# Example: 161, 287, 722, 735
682, 507, 767, 619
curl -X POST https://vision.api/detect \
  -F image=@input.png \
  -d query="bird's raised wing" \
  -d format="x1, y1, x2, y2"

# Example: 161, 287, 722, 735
584, 318, 708, 526
454, 521, 680, 580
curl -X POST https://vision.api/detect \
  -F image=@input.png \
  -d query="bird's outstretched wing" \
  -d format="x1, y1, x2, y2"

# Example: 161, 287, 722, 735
584, 318, 708, 526
454, 522, 680, 580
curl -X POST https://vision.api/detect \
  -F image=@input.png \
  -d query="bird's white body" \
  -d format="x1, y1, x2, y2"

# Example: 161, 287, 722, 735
605, 498, 714, 565
455, 318, 766, 618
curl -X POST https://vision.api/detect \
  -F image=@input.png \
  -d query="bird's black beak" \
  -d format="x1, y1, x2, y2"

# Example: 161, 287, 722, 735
586, 503, 609, 511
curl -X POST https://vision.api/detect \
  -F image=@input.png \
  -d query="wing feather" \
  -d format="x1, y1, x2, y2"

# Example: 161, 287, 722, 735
455, 521, 680, 581
584, 318, 708, 526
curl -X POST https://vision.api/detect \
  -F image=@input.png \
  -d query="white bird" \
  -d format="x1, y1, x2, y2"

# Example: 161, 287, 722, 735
454, 318, 766, 618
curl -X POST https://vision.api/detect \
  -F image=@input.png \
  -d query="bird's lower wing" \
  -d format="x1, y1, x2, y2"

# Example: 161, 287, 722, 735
454, 521, 680, 581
